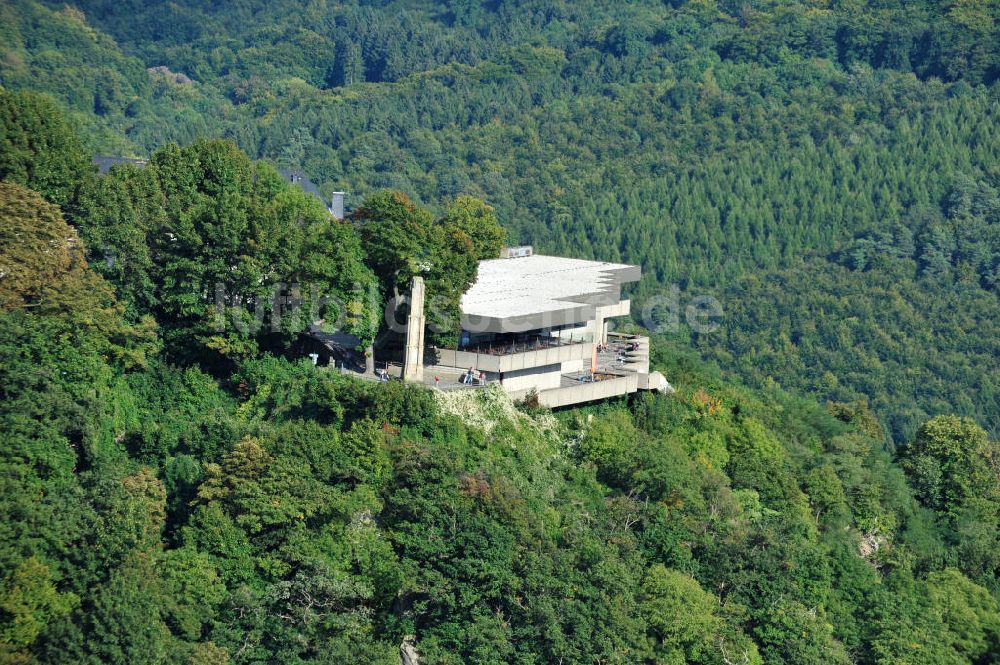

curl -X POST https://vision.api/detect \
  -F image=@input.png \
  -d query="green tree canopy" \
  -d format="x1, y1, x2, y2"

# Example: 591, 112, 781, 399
900, 415, 998, 515
75, 140, 380, 363
353, 191, 501, 345
0, 88, 91, 207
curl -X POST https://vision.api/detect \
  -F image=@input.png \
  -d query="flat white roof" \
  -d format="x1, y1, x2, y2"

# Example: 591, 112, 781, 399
461, 254, 639, 322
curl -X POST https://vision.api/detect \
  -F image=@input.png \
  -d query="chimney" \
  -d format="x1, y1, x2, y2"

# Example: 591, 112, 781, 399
329, 191, 345, 220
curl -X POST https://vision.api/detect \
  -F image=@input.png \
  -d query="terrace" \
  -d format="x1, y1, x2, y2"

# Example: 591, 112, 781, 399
434, 332, 593, 374
453, 331, 589, 357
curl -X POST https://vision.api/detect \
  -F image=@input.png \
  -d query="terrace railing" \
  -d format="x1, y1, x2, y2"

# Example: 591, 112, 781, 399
455, 333, 587, 357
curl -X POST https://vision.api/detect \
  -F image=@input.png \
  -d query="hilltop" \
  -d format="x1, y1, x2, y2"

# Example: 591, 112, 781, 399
2, 0, 998, 439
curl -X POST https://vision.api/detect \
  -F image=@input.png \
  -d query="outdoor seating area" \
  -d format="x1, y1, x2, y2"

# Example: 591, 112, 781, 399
563, 370, 625, 386
456, 332, 588, 357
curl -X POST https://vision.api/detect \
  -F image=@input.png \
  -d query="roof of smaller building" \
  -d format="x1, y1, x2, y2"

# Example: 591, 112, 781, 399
93, 155, 149, 174
460, 254, 640, 332
278, 168, 326, 204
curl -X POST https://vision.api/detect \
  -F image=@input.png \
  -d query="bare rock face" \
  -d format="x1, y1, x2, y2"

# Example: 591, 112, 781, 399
399, 635, 421, 665
147, 65, 193, 85
859, 529, 886, 567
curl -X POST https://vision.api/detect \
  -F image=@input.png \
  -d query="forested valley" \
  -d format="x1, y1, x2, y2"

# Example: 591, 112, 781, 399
1, 1, 1000, 663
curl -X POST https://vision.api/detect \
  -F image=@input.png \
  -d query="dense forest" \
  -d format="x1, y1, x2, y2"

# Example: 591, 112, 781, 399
2, 0, 1000, 663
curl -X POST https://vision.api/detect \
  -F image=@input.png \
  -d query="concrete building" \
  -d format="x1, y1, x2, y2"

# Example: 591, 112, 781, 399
411, 247, 672, 407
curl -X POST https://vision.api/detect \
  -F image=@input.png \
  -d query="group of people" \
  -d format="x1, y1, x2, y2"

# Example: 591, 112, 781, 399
462, 367, 486, 385
375, 367, 490, 387
597, 340, 639, 354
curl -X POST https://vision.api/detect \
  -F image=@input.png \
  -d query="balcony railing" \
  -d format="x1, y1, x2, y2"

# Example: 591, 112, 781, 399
453, 333, 588, 357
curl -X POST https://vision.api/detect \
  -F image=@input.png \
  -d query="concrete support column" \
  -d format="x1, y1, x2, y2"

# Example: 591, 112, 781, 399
402, 276, 425, 383
591, 305, 611, 345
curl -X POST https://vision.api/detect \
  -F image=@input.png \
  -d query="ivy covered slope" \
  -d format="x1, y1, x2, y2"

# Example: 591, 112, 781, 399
3, 0, 999, 440
3, 91, 1000, 665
